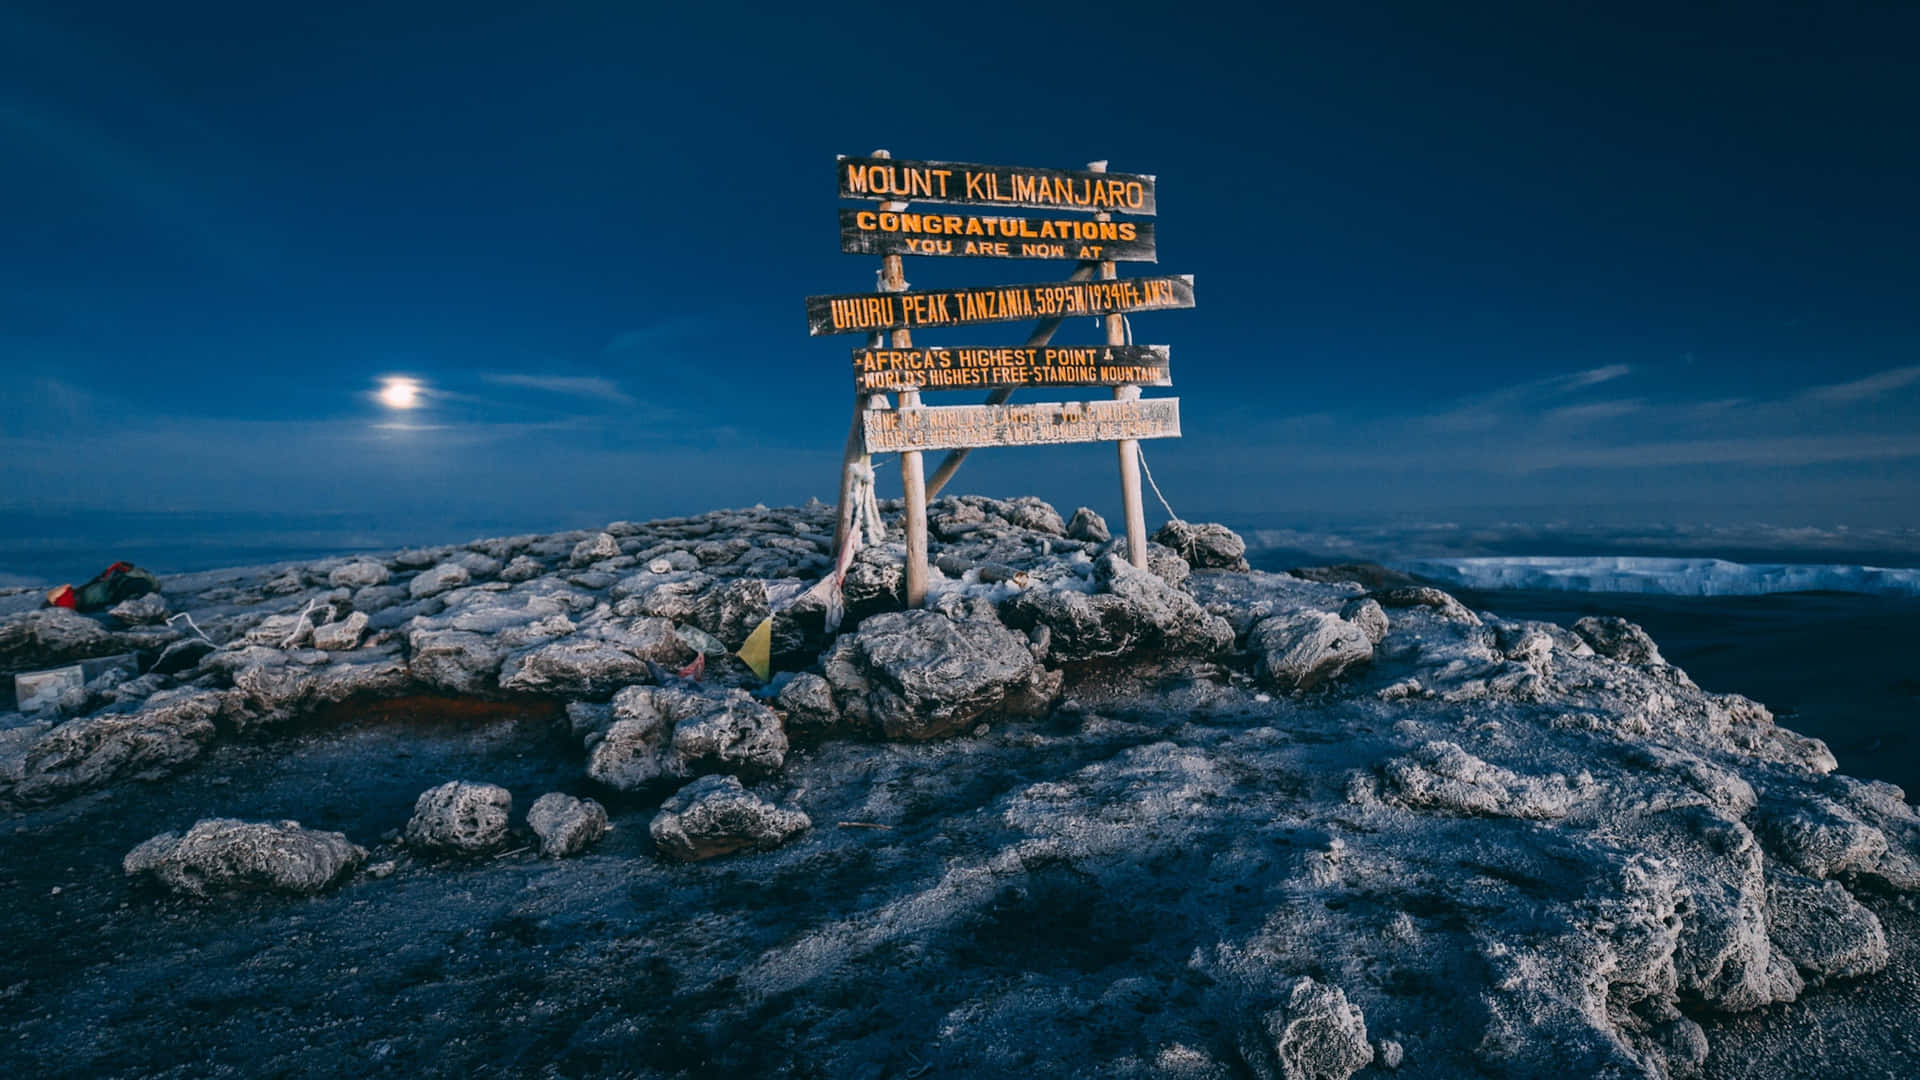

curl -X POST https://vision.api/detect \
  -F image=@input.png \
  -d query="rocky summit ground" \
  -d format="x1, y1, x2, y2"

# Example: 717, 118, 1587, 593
2, 496, 1917, 1079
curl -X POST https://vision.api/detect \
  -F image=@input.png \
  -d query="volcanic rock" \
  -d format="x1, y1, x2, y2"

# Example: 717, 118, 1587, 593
526, 793, 610, 858
124, 818, 366, 897
404, 781, 512, 854
648, 774, 810, 862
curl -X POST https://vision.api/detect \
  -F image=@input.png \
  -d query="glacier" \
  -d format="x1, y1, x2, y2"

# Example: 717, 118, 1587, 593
1400, 555, 1920, 597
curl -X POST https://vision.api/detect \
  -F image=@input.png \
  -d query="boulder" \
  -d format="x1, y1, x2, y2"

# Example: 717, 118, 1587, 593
1001, 496, 1066, 535
670, 689, 788, 777
1153, 520, 1251, 571
311, 611, 370, 651
497, 620, 691, 699
408, 563, 470, 600
841, 547, 904, 625
570, 532, 622, 567
1574, 615, 1664, 665
4, 688, 222, 806
404, 781, 511, 854
0, 608, 123, 673
648, 774, 810, 862
109, 593, 171, 626
327, 561, 391, 589
610, 572, 710, 622
822, 609, 1039, 740
774, 672, 839, 736
1371, 586, 1480, 625
526, 793, 610, 858
1240, 977, 1374, 1080
587, 685, 787, 790
1337, 598, 1389, 645
1066, 506, 1111, 543
500, 555, 545, 583
407, 628, 509, 695
1249, 612, 1372, 691
693, 578, 772, 649
124, 818, 366, 897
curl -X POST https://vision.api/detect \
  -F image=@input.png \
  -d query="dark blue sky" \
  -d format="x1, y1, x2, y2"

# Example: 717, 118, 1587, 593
5, 1, 1918, 553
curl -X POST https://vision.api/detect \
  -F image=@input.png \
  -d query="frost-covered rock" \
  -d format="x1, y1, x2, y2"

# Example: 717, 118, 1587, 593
1240, 978, 1373, 1080
1336, 598, 1388, 645
648, 774, 810, 862
497, 620, 690, 699
1382, 741, 1586, 819
570, 532, 621, 567
124, 818, 365, 897
1154, 520, 1250, 571
1371, 586, 1479, 624
1002, 496, 1066, 536
1766, 867, 1889, 982
3, 688, 222, 806
109, 593, 171, 626
822, 609, 1039, 740
1250, 612, 1372, 691
774, 671, 839, 736
404, 781, 511, 854
1574, 615, 1665, 665
693, 578, 771, 649
408, 562, 470, 600
586, 684, 786, 789
526, 793, 610, 858
0, 608, 123, 671
311, 611, 369, 651
1066, 506, 1111, 543
327, 561, 391, 589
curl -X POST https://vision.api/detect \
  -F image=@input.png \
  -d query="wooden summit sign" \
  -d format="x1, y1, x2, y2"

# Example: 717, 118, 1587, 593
838, 156, 1157, 214
840, 209, 1157, 261
853, 345, 1172, 393
813, 149, 1194, 609
864, 399, 1182, 453
806, 275, 1193, 335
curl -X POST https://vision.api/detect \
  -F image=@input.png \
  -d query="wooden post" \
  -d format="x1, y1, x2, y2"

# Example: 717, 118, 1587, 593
1087, 160, 1150, 568
841, 151, 929, 607
834, 150, 897, 565
883, 236, 930, 608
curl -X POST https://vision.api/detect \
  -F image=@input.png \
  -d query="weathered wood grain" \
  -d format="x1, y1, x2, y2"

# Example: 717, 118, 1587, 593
839, 209, 1156, 261
838, 156, 1156, 215
807, 275, 1194, 335
852, 344, 1171, 392
862, 398, 1181, 453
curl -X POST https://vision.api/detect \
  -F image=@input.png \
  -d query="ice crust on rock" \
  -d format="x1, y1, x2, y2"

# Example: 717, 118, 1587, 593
5, 494, 1919, 1077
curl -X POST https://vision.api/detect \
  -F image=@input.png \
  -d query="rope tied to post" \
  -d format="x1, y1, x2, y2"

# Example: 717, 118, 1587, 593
1136, 445, 1196, 561
848, 459, 887, 548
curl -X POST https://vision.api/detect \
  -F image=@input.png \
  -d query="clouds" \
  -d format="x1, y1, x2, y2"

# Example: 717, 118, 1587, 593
1224, 361, 1920, 485
1800, 365, 1920, 405
478, 373, 633, 405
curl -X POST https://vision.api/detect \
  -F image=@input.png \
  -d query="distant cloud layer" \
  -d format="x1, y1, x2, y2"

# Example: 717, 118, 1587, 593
479, 373, 634, 404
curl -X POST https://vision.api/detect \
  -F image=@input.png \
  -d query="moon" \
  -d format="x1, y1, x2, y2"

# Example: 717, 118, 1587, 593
378, 377, 422, 409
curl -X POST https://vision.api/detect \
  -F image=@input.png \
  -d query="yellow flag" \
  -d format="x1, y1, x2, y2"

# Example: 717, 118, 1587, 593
736, 616, 774, 681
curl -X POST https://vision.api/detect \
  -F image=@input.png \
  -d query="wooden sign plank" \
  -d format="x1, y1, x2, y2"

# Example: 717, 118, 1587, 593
807, 275, 1194, 336
838, 156, 1157, 215
840, 209, 1156, 261
863, 398, 1181, 454
852, 344, 1171, 393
